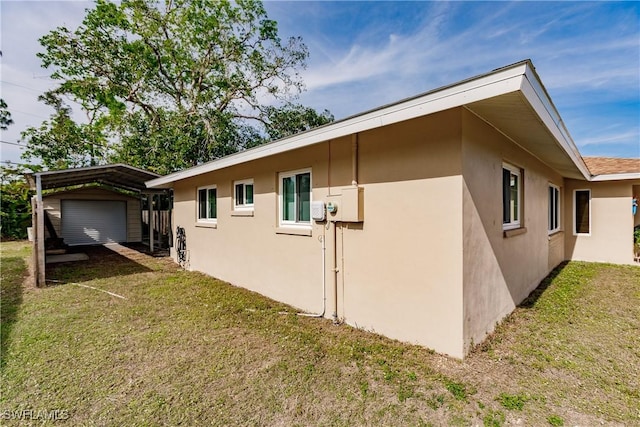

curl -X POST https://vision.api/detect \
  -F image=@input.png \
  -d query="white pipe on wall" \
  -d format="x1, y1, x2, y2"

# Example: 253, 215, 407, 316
298, 232, 327, 318
351, 133, 359, 186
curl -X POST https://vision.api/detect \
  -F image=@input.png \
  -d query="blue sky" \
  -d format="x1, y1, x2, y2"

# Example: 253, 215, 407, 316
1, 1, 639, 166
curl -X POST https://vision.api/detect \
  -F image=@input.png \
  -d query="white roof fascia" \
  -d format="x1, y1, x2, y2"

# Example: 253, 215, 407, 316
590, 173, 640, 182
520, 68, 591, 180
36, 163, 158, 177
146, 63, 529, 188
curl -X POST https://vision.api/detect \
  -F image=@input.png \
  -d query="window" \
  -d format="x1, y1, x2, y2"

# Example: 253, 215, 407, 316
197, 185, 217, 222
548, 184, 560, 233
574, 189, 591, 235
502, 163, 521, 230
234, 179, 254, 210
279, 169, 311, 226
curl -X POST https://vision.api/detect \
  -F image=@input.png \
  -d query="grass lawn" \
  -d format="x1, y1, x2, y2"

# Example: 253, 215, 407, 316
1, 241, 638, 426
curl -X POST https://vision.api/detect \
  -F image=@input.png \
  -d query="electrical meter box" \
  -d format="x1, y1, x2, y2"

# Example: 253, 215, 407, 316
341, 186, 364, 222
311, 200, 326, 221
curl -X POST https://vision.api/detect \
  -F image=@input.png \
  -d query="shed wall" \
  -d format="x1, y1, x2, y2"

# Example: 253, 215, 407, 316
43, 188, 141, 243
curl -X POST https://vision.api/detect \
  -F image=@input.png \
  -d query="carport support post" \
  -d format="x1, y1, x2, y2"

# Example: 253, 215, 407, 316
35, 174, 46, 286
148, 193, 154, 253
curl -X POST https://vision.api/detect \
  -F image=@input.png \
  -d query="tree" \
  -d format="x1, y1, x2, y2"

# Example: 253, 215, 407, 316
23, 0, 332, 174
0, 164, 38, 240
0, 52, 13, 130
264, 104, 334, 142
21, 93, 109, 169
0, 99, 13, 131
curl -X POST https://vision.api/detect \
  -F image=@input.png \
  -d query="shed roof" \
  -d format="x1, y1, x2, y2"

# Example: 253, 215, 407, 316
146, 59, 594, 189
27, 164, 162, 193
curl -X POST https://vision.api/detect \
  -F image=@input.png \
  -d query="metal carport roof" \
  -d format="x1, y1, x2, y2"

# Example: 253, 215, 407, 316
26, 163, 162, 193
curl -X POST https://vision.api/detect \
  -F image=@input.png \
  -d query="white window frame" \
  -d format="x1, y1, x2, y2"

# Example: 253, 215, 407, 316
233, 179, 254, 211
278, 168, 312, 228
502, 162, 522, 231
197, 185, 217, 224
548, 184, 561, 234
573, 189, 591, 236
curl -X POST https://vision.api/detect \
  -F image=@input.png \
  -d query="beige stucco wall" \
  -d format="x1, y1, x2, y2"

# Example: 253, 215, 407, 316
172, 109, 466, 357
461, 109, 565, 353
43, 188, 141, 243
564, 179, 640, 264
337, 109, 464, 358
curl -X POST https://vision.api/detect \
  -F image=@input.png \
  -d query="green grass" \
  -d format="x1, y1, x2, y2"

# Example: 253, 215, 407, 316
497, 392, 527, 410
1, 242, 639, 425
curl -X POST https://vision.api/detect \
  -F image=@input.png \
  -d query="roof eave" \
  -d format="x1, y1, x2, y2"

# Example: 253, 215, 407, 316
145, 60, 594, 188
521, 67, 591, 180
146, 61, 532, 189
590, 173, 640, 182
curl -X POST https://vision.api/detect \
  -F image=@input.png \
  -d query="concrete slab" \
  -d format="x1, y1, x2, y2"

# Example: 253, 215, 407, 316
46, 253, 89, 264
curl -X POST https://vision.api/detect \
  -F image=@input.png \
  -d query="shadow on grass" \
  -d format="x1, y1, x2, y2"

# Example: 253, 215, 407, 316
46, 245, 153, 284
519, 261, 568, 309
0, 256, 26, 369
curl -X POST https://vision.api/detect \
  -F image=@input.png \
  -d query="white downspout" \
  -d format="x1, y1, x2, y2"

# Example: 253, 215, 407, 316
331, 220, 339, 324
351, 133, 359, 186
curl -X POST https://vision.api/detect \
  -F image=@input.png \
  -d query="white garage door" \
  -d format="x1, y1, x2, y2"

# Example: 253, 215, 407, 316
61, 200, 127, 246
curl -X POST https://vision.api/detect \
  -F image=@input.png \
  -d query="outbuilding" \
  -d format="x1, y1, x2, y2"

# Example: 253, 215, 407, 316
28, 164, 167, 286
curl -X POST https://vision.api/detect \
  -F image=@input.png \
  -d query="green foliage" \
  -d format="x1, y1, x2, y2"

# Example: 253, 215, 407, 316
0, 99, 13, 130
24, 0, 333, 174
443, 378, 471, 401
264, 104, 334, 141
0, 165, 37, 239
497, 392, 527, 410
547, 415, 564, 426
21, 94, 109, 169
426, 394, 445, 410
483, 409, 505, 427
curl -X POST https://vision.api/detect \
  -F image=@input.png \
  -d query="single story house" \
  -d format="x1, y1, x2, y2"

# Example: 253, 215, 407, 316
146, 60, 640, 358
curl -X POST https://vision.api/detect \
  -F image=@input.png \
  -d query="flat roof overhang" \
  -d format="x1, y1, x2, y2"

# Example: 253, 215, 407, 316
27, 164, 164, 193
146, 60, 592, 189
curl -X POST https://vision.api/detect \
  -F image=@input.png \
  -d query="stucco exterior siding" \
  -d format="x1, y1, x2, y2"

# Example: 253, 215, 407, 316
338, 176, 464, 357
171, 110, 467, 357
461, 109, 564, 352
564, 179, 639, 264
43, 188, 142, 243
172, 143, 328, 313
338, 110, 464, 357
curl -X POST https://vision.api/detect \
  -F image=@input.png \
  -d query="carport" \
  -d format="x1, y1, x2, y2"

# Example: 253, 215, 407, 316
27, 164, 168, 286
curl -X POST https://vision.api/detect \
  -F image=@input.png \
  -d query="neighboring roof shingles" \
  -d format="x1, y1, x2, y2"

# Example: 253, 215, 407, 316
582, 157, 640, 176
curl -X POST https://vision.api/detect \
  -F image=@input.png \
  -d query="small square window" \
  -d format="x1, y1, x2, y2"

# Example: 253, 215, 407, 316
234, 179, 254, 210
197, 185, 217, 222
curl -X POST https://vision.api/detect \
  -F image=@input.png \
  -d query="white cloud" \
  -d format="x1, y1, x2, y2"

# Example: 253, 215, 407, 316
578, 130, 640, 147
